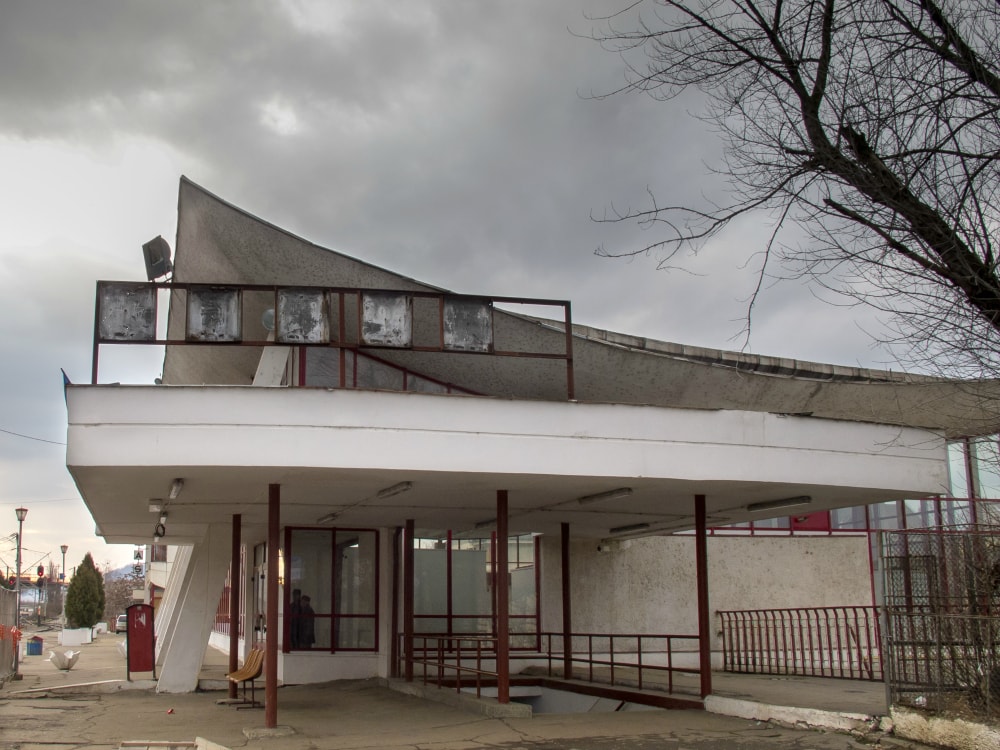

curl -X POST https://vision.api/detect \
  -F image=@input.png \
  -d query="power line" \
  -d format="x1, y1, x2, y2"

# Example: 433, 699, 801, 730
0, 426, 65, 446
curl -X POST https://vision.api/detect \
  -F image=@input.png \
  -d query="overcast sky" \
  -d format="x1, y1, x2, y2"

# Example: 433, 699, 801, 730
0, 1, 898, 572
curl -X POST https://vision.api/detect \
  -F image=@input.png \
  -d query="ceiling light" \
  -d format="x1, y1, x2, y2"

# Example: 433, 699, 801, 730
746, 496, 812, 513
316, 512, 339, 525
149, 500, 163, 513
169, 479, 185, 500
608, 522, 650, 535
376, 481, 412, 500
578, 487, 633, 506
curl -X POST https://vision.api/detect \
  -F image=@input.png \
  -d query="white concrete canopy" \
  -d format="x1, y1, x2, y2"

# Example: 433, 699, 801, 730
67, 178, 995, 548
66, 383, 948, 544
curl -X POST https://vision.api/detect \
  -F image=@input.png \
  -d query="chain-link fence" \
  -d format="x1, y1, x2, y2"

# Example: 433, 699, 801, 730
881, 526, 1000, 722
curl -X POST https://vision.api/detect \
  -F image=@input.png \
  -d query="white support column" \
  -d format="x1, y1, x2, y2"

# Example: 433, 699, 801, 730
156, 524, 232, 693
154, 544, 194, 666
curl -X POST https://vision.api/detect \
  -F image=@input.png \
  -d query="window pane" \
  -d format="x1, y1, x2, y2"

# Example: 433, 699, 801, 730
289, 530, 332, 650
870, 501, 900, 530
972, 438, 1000, 498
336, 617, 375, 649
948, 441, 970, 498
830, 506, 867, 530
335, 531, 376, 615
334, 530, 377, 649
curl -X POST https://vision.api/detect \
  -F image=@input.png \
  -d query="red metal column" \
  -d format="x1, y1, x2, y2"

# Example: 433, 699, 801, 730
695, 494, 712, 698
228, 514, 241, 700
561, 522, 572, 679
496, 490, 510, 704
404, 519, 415, 682
265, 485, 280, 728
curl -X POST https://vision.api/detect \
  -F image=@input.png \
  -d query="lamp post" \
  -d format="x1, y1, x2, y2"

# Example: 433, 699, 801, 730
13, 506, 27, 681
60, 544, 68, 623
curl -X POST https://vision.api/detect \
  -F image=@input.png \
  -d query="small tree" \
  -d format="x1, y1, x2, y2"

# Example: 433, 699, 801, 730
65, 553, 105, 629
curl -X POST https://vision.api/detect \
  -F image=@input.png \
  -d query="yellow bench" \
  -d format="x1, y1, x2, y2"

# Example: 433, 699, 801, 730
225, 648, 264, 708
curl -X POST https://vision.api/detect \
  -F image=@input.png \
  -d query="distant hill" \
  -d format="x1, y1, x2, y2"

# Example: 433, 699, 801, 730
104, 564, 141, 581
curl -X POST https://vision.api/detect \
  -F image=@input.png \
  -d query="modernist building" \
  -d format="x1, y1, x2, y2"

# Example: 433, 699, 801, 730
65, 178, 1000, 723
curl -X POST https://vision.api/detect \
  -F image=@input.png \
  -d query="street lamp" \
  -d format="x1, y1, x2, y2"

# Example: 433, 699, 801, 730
13, 506, 27, 681
60, 544, 69, 623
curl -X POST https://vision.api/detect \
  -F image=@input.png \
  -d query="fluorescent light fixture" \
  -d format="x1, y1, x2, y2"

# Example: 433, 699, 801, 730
316, 512, 340, 525
608, 522, 650, 535
578, 487, 633, 506
159, 512, 168, 525
149, 500, 163, 513
376, 481, 412, 500
746, 496, 812, 513
169, 479, 185, 500
474, 518, 496, 530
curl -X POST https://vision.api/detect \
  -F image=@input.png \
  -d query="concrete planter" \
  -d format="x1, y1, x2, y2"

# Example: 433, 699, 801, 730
59, 628, 94, 646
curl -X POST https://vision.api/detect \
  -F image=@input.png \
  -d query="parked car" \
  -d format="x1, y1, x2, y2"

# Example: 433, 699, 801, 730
115, 614, 128, 634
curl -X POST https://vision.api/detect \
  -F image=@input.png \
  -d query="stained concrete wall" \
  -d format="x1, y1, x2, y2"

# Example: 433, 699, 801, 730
539, 534, 873, 649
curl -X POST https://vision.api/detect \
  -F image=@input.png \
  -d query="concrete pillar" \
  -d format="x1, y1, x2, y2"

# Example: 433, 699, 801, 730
155, 525, 231, 692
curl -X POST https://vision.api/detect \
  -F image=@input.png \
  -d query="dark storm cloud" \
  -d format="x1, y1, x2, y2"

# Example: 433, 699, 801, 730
0, 0, 889, 362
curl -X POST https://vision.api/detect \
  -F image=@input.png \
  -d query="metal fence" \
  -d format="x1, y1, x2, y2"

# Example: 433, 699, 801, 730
881, 526, 1000, 722
718, 606, 881, 680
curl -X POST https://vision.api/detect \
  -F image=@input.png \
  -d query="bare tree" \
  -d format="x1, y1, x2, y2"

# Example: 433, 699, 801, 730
593, 1, 1000, 376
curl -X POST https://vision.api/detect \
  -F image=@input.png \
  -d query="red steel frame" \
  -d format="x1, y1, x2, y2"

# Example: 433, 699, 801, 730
91, 280, 575, 399
718, 605, 882, 681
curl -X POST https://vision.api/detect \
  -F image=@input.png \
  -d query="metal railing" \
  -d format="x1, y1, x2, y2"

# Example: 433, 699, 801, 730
718, 606, 881, 681
539, 632, 701, 692
403, 635, 499, 698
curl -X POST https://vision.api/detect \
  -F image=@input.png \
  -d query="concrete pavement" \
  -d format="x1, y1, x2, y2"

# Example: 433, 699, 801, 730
2, 625, 934, 750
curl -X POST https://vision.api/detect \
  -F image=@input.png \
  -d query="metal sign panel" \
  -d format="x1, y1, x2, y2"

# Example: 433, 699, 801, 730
186, 287, 242, 342
361, 292, 412, 347
98, 283, 157, 341
277, 288, 329, 343
125, 603, 155, 678
443, 298, 493, 352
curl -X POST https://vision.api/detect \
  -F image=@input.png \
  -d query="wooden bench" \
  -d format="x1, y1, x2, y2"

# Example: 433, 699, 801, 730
225, 648, 264, 709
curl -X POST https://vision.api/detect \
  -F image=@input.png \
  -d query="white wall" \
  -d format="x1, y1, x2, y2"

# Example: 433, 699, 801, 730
540, 534, 873, 649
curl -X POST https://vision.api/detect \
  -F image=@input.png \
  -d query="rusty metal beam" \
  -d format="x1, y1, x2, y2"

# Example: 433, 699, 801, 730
496, 490, 510, 704
695, 494, 712, 698
561, 522, 572, 679
265, 485, 280, 727
228, 514, 241, 700
404, 518, 415, 683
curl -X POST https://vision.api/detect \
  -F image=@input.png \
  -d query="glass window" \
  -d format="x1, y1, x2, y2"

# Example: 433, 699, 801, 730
948, 441, 970, 498
971, 438, 1000, 499
870, 501, 900, 530
751, 516, 790, 531
285, 527, 378, 652
903, 499, 936, 530
830, 506, 867, 530
334, 530, 377, 649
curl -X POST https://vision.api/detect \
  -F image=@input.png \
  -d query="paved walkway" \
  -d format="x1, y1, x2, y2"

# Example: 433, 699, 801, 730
1, 626, 933, 750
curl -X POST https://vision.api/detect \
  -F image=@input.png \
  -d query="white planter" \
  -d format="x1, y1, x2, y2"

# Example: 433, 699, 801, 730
59, 628, 94, 646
